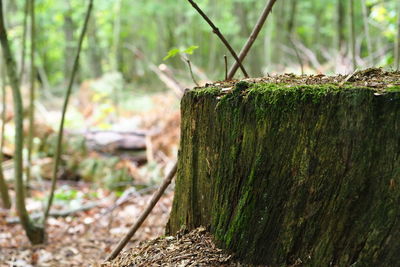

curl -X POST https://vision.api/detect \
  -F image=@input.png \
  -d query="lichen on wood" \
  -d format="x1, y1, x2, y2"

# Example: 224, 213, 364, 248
167, 73, 400, 266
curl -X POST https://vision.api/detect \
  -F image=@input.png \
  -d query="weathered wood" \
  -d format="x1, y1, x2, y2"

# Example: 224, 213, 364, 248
167, 81, 400, 266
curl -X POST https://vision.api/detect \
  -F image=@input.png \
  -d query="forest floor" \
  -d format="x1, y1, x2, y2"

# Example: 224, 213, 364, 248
0, 83, 238, 266
0, 86, 186, 266
0, 182, 174, 266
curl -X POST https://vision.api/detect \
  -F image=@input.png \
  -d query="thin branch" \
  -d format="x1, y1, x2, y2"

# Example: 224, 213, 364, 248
185, 58, 199, 87
350, 0, 357, 71
26, 0, 35, 183
105, 162, 177, 262
187, 0, 248, 79
0, 59, 10, 209
395, 0, 400, 71
227, 0, 278, 80
289, 35, 304, 75
7, 202, 100, 224
224, 55, 227, 81
19, 0, 29, 81
43, 0, 93, 224
361, 0, 373, 65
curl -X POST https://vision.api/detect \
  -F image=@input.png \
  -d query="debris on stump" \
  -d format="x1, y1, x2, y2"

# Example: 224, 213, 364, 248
105, 227, 237, 267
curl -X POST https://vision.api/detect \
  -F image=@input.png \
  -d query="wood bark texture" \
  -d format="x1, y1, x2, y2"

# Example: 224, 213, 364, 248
167, 82, 400, 266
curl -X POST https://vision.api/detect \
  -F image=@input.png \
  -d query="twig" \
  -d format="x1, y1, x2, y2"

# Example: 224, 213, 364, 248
187, 0, 248, 78
102, 185, 159, 216
288, 34, 304, 75
361, 0, 373, 65
126, 45, 185, 97
339, 68, 358, 86
105, 162, 178, 262
224, 55, 227, 81
350, 0, 357, 71
7, 202, 100, 224
291, 39, 322, 71
185, 58, 199, 86
26, 0, 36, 183
395, 0, 400, 70
43, 0, 93, 225
19, 0, 29, 81
227, 0, 278, 79
0, 57, 10, 209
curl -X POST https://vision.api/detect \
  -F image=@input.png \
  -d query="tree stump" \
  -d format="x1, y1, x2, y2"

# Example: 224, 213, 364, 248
167, 76, 400, 266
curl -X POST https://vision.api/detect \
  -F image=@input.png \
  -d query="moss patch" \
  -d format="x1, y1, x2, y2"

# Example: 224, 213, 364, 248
168, 75, 400, 266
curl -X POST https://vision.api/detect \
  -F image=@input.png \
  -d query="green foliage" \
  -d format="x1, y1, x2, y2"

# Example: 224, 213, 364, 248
78, 156, 132, 190
54, 187, 78, 201
4, 0, 400, 89
163, 48, 181, 61
183, 45, 199, 55
163, 45, 199, 61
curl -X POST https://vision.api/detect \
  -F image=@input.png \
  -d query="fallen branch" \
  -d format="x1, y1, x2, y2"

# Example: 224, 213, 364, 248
7, 202, 100, 224
102, 185, 159, 216
105, 162, 178, 262
125, 45, 185, 97
187, 0, 248, 78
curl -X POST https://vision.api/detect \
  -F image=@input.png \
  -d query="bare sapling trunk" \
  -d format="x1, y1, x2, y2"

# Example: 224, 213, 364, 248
361, 0, 373, 65
337, 0, 346, 55
350, 0, 356, 71
19, 0, 29, 81
0, 59, 10, 209
395, 1, 400, 70
26, 0, 36, 183
43, 0, 93, 224
0, 0, 44, 244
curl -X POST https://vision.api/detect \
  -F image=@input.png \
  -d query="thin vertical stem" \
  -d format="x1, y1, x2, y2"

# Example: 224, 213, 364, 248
106, 162, 177, 261
185, 59, 199, 87
26, 0, 35, 183
43, 0, 93, 224
19, 0, 29, 81
224, 55, 227, 81
361, 0, 373, 65
395, 0, 400, 71
350, 0, 356, 71
0, 59, 10, 209
0, 0, 44, 244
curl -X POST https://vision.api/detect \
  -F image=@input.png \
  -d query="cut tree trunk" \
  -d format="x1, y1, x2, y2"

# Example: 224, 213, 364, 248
167, 78, 400, 266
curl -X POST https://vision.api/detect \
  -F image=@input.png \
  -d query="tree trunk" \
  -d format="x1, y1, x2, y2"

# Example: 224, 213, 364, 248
0, 58, 11, 209
0, 0, 44, 244
87, 16, 103, 78
337, 0, 346, 54
167, 81, 400, 266
63, 3, 75, 82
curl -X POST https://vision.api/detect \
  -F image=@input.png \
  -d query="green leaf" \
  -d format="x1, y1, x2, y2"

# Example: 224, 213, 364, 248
163, 48, 181, 61
183, 45, 199, 55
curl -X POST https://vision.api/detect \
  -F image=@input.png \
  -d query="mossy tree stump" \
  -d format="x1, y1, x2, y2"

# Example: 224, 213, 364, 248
167, 79, 400, 266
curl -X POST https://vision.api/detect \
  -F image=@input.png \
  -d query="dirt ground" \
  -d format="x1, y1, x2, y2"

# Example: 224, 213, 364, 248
0, 184, 174, 267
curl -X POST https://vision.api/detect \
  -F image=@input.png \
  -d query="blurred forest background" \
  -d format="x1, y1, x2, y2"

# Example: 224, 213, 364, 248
0, 0, 399, 265
4, 0, 400, 85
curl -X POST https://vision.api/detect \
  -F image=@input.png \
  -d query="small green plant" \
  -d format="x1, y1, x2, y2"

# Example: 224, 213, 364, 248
54, 187, 79, 201
163, 45, 199, 61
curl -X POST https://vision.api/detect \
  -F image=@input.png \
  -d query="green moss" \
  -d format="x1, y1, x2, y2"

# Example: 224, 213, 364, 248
386, 85, 400, 92
190, 86, 221, 97
169, 80, 400, 266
